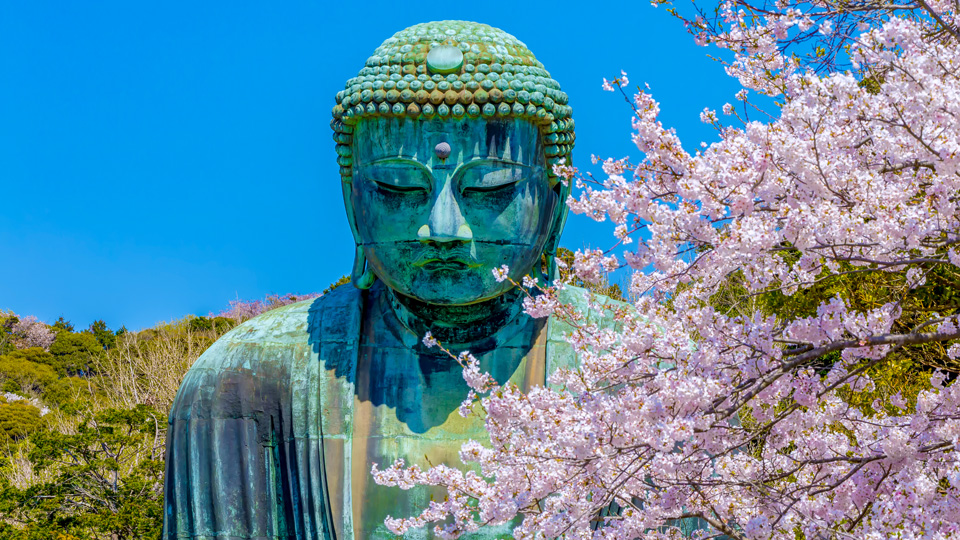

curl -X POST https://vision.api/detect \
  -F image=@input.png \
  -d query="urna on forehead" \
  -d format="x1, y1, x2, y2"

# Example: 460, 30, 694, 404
331, 20, 575, 181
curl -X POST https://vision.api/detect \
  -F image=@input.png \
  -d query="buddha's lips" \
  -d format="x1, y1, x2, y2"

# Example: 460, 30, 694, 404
411, 249, 482, 269
401, 244, 485, 270
414, 258, 483, 270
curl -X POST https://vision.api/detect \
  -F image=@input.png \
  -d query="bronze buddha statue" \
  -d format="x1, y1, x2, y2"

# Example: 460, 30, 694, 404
163, 20, 610, 539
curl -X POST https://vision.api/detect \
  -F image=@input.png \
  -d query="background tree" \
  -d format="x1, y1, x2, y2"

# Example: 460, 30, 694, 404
0, 406, 164, 540
49, 331, 104, 376
52, 317, 74, 333
10, 317, 55, 351
88, 320, 116, 351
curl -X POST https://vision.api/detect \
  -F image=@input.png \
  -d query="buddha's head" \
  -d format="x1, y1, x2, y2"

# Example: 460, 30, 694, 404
332, 21, 574, 306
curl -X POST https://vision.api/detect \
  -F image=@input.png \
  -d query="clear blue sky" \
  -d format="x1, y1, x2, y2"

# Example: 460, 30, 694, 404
0, 1, 739, 331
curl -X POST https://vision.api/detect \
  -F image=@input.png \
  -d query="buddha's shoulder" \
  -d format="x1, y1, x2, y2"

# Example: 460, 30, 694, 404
171, 286, 363, 417
184, 285, 363, 376
553, 285, 629, 327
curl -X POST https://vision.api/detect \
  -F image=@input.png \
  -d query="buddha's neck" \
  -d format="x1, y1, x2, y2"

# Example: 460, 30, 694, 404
387, 287, 526, 346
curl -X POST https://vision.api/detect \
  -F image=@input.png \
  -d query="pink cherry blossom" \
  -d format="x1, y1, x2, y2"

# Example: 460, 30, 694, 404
11, 315, 55, 350
372, 1, 960, 537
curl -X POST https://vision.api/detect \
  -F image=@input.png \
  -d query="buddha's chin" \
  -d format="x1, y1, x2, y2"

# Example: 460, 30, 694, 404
384, 269, 508, 306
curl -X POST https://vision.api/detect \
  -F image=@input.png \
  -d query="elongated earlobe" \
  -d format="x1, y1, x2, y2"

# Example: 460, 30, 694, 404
537, 180, 569, 284
351, 245, 377, 289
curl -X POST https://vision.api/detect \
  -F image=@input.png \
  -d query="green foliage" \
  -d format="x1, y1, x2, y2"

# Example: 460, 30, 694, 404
0, 314, 16, 356
1, 315, 18, 330
88, 320, 116, 350
0, 400, 44, 445
323, 274, 352, 295
49, 332, 103, 376
44, 377, 92, 410
5, 347, 59, 375
52, 317, 74, 334
187, 315, 235, 333
0, 354, 58, 398
0, 406, 165, 540
0, 306, 250, 538
858, 73, 885, 94
0, 350, 94, 411
0, 522, 83, 540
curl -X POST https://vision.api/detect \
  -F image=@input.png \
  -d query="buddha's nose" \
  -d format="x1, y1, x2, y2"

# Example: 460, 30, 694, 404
418, 182, 473, 244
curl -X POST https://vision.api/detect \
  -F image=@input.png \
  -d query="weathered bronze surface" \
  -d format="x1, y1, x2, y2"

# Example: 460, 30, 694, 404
163, 21, 607, 539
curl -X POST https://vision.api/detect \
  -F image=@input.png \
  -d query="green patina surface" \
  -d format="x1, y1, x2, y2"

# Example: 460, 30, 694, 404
164, 284, 623, 539
164, 20, 606, 539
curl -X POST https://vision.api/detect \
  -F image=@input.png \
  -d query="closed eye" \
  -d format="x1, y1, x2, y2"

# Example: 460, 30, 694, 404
462, 180, 520, 194
374, 180, 427, 194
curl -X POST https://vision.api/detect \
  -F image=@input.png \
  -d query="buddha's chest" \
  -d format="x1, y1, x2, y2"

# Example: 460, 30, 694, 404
333, 325, 546, 539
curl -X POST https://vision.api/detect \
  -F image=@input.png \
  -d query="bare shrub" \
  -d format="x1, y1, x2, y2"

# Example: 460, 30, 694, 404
1, 409, 76, 490
3, 443, 53, 490
92, 319, 229, 412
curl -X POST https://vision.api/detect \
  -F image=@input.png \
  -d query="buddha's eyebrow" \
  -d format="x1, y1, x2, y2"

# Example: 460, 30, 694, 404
361, 157, 432, 174
461, 157, 531, 168
365, 156, 420, 165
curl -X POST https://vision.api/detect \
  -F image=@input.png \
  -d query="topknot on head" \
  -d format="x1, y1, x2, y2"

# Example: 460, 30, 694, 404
331, 21, 575, 183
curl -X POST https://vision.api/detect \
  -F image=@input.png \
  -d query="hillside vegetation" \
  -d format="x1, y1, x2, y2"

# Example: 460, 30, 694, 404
0, 290, 327, 540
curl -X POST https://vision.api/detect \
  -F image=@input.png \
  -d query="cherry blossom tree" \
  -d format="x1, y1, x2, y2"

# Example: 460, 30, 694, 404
373, 0, 960, 538
11, 315, 55, 351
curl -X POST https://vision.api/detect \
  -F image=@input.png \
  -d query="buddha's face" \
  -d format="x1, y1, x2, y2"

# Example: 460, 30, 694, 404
348, 117, 560, 306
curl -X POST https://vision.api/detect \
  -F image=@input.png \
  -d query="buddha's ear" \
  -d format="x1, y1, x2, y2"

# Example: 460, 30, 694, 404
342, 179, 377, 289
541, 176, 571, 282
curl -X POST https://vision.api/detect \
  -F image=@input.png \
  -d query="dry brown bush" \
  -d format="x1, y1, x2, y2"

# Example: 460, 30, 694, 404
91, 319, 230, 412
3, 443, 54, 490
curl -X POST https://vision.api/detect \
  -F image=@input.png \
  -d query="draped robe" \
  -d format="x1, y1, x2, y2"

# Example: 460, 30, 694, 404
163, 283, 618, 539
